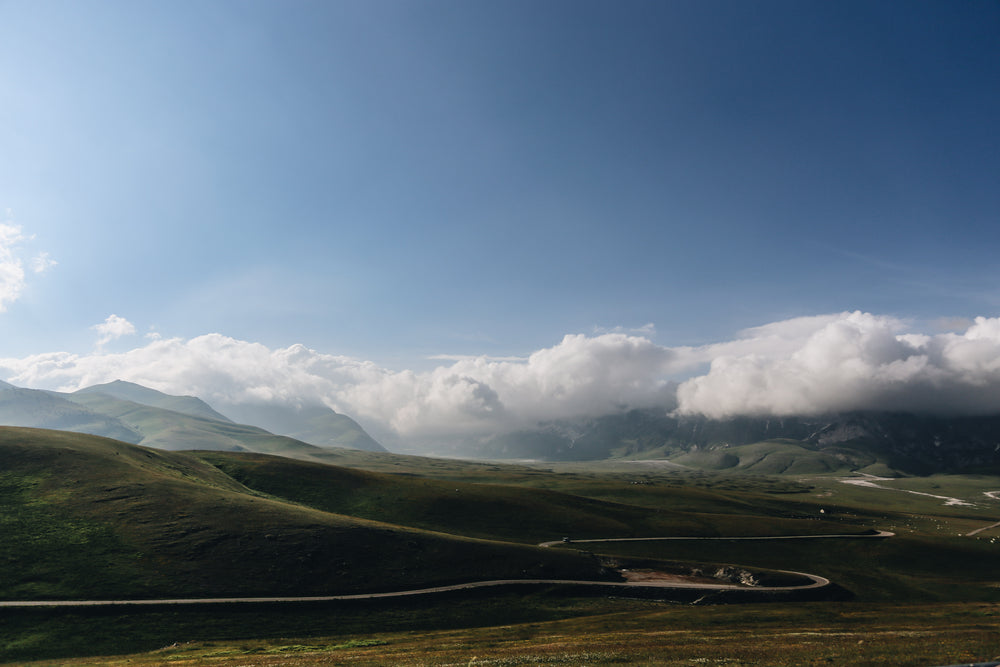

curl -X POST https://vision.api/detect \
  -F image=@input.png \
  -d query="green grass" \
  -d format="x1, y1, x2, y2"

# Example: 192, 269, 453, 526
0, 471, 147, 599
0, 428, 610, 602
194, 451, 859, 543
2, 425, 1000, 665
65, 392, 326, 456
7, 600, 1000, 666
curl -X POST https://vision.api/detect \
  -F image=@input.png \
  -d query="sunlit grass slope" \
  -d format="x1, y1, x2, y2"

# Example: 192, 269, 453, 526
65, 392, 327, 456
195, 451, 858, 541
0, 427, 609, 601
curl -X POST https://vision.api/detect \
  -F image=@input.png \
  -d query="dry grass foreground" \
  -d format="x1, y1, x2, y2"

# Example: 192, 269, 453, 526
23, 602, 1000, 666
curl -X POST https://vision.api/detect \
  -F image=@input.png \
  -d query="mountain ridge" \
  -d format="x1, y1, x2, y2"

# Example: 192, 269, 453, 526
467, 408, 1000, 475
75, 380, 234, 423
0, 380, 385, 455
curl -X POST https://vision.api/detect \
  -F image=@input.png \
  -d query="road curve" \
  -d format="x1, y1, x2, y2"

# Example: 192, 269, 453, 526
0, 572, 831, 609
0, 531, 891, 609
0, 574, 830, 609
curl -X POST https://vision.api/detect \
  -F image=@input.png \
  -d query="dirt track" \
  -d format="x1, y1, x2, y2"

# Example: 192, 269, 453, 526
0, 531, 892, 608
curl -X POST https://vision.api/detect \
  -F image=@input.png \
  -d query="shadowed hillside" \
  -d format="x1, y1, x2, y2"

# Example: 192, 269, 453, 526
476, 409, 1000, 474
0, 427, 610, 601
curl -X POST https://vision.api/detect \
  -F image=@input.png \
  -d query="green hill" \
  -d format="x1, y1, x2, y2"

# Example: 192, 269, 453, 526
0, 384, 142, 443
74, 380, 234, 423
73, 380, 387, 453
670, 439, 868, 474
0, 427, 610, 601
218, 401, 386, 452
64, 391, 328, 456
0, 381, 379, 458
194, 450, 859, 542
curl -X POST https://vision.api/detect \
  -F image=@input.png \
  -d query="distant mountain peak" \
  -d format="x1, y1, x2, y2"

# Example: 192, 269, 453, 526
75, 380, 233, 423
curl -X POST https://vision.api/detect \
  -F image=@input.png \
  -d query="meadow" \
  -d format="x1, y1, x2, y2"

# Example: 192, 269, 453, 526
1, 427, 999, 665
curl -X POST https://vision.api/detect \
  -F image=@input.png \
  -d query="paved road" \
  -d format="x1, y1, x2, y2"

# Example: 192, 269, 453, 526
0, 531, 891, 609
967, 520, 1000, 537
538, 530, 894, 548
0, 572, 831, 609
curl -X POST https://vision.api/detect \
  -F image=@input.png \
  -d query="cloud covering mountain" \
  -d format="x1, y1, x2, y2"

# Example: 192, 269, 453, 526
2, 311, 1000, 447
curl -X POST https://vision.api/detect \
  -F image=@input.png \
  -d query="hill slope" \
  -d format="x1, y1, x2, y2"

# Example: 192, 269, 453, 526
474, 409, 1000, 474
0, 384, 142, 443
218, 401, 386, 452
0, 380, 383, 457
74, 380, 233, 422
64, 391, 328, 456
194, 450, 814, 543
0, 427, 610, 601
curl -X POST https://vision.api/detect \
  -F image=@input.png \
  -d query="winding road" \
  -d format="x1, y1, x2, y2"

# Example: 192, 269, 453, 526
537, 530, 895, 548
0, 530, 893, 609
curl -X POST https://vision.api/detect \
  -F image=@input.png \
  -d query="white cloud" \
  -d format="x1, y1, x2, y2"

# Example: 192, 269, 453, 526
0, 222, 54, 312
30, 252, 57, 274
5, 312, 1000, 446
0, 330, 678, 442
675, 311, 1000, 418
593, 323, 657, 336
0, 224, 29, 312
92, 314, 137, 347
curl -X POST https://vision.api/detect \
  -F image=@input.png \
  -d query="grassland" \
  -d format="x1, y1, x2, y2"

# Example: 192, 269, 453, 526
1, 426, 999, 665
14, 601, 999, 666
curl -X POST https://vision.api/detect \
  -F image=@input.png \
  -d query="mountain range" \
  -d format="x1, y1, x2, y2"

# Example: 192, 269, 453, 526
0, 379, 385, 456
3, 378, 1000, 475
471, 409, 1000, 475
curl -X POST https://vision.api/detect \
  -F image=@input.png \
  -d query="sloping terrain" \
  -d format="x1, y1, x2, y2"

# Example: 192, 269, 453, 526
74, 380, 234, 422
64, 391, 327, 456
0, 427, 609, 601
74, 380, 387, 452
0, 381, 382, 456
474, 409, 1000, 473
218, 401, 386, 452
194, 451, 857, 542
0, 384, 142, 443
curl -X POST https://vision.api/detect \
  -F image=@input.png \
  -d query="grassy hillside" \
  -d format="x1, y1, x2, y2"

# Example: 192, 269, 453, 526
669, 439, 871, 474
64, 392, 329, 456
73, 380, 234, 422
0, 385, 142, 443
8, 601, 999, 666
0, 427, 610, 601
217, 401, 387, 452
196, 452, 855, 542
3, 426, 999, 665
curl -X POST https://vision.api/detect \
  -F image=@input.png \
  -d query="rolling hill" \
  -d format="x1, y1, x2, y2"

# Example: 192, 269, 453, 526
0, 383, 142, 443
217, 399, 385, 452
470, 409, 1000, 474
0, 380, 385, 456
0, 426, 612, 600
74, 380, 233, 422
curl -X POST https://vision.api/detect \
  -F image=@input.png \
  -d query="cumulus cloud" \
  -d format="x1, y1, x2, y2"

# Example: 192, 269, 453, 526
0, 331, 679, 441
92, 314, 137, 347
675, 312, 1000, 418
5, 312, 1000, 445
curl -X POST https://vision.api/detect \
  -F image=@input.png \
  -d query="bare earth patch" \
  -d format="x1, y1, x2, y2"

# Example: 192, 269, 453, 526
619, 569, 726, 586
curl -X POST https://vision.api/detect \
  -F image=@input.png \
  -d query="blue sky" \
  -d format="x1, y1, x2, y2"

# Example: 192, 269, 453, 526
2, 1, 1000, 442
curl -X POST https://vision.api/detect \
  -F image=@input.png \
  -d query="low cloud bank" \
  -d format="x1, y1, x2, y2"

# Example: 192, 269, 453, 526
676, 312, 1000, 418
3, 311, 1000, 444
